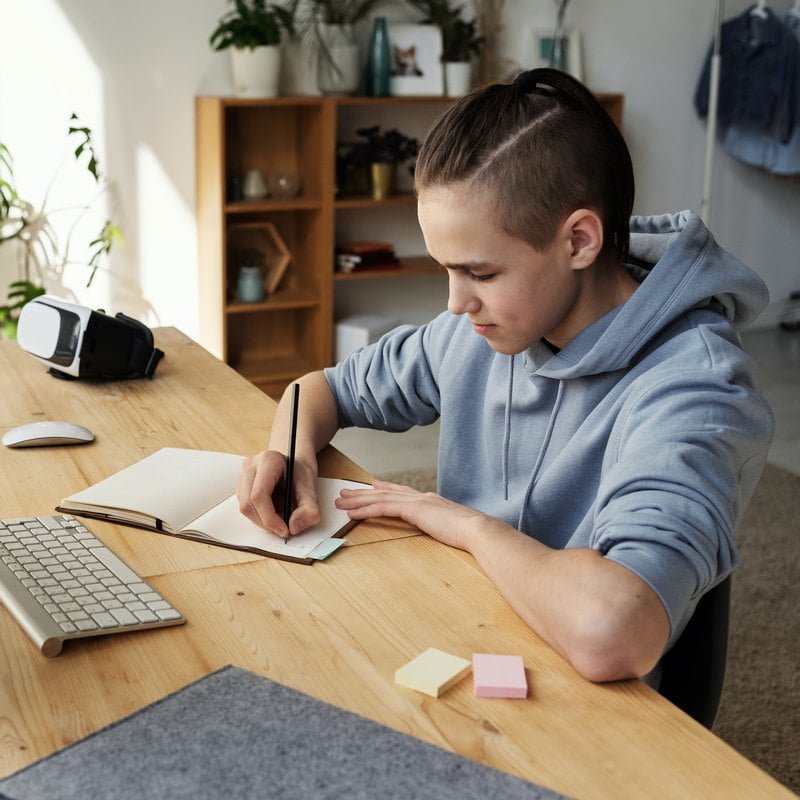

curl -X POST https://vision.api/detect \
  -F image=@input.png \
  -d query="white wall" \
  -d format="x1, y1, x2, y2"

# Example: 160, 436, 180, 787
1, 0, 797, 340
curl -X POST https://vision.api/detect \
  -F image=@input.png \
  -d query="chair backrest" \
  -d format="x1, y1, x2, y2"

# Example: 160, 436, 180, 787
657, 576, 731, 729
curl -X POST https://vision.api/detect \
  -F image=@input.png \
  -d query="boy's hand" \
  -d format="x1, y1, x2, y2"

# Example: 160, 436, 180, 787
237, 450, 321, 538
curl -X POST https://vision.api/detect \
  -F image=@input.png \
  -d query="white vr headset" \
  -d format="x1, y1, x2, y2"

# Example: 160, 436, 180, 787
17, 295, 164, 380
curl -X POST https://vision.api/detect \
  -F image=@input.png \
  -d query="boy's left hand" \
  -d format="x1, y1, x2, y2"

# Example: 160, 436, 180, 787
334, 479, 488, 552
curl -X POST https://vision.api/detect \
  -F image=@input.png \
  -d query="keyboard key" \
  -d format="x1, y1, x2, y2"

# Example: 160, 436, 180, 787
91, 612, 120, 629
110, 608, 139, 626
92, 547, 142, 584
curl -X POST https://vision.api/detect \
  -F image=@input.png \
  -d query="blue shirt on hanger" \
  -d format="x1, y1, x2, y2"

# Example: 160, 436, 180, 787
719, 13, 800, 175
694, 5, 798, 143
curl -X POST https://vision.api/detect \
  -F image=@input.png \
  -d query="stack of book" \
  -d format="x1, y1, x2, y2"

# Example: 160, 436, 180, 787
335, 241, 400, 274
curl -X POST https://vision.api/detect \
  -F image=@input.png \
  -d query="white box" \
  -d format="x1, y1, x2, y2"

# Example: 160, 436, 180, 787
335, 314, 400, 363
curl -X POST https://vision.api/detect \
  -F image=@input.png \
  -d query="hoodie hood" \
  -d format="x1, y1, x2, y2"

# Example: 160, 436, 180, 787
528, 210, 770, 380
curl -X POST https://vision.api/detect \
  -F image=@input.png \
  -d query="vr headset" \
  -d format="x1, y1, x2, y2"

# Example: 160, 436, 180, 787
17, 295, 164, 381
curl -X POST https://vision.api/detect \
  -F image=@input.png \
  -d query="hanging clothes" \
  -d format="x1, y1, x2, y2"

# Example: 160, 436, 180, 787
694, 5, 800, 175
694, 5, 797, 139
721, 12, 800, 174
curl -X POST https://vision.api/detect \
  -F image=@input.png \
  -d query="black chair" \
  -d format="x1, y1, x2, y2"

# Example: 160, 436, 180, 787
657, 576, 731, 729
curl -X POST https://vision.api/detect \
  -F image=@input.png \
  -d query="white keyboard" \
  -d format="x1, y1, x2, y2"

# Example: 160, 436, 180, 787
0, 514, 185, 657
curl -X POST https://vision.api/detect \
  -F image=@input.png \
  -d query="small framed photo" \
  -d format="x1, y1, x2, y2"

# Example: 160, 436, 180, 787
388, 23, 444, 96
532, 29, 583, 82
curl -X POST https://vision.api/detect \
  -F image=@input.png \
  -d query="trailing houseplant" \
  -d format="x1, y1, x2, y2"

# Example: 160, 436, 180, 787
0, 115, 122, 339
284, 0, 383, 94
295, 0, 382, 25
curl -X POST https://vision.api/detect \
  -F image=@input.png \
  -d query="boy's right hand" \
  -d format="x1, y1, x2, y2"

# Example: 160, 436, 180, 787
236, 449, 321, 539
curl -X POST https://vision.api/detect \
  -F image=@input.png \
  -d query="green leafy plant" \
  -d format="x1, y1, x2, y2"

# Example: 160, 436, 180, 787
336, 126, 420, 196
237, 247, 266, 269
0, 280, 45, 340
406, 0, 484, 62
0, 114, 123, 338
209, 0, 292, 50
349, 126, 420, 165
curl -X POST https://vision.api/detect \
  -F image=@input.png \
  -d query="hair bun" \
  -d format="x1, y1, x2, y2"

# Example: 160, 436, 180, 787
513, 70, 541, 93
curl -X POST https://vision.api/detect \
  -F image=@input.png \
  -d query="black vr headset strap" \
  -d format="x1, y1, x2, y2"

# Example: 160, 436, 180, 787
114, 313, 164, 379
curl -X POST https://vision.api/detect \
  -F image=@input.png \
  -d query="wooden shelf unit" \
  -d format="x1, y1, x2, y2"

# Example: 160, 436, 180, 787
196, 93, 623, 397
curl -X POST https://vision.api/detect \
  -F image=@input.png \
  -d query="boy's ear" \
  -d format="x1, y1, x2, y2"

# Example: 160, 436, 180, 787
562, 209, 604, 270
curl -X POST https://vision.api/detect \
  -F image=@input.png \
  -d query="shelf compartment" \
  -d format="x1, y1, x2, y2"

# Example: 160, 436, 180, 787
226, 307, 327, 393
224, 209, 327, 303
333, 255, 441, 282
225, 103, 327, 206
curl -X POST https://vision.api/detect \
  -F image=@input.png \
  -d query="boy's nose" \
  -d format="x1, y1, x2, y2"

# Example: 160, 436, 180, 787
447, 275, 480, 316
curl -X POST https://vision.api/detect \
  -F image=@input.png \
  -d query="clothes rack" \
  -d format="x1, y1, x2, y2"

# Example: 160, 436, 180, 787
701, 0, 725, 223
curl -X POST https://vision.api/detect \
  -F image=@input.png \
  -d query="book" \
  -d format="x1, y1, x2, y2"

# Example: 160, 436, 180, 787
57, 448, 364, 565
335, 240, 401, 274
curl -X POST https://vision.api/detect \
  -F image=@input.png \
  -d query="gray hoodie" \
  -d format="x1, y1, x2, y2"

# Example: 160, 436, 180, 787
325, 211, 774, 651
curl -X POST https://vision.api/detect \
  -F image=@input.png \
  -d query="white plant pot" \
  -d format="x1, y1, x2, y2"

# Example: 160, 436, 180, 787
318, 24, 360, 96
444, 61, 473, 97
231, 45, 281, 98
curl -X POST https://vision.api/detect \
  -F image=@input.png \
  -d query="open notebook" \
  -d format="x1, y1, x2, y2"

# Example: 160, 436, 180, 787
57, 448, 364, 564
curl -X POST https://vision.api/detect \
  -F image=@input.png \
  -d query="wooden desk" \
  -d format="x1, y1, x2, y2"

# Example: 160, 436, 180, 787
0, 328, 792, 798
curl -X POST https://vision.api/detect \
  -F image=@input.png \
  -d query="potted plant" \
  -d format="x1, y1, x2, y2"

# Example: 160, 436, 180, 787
210, 0, 294, 97
406, 0, 484, 95
236, 247, 266, 303
0, 116, 122, 339
341, 126, 420, 200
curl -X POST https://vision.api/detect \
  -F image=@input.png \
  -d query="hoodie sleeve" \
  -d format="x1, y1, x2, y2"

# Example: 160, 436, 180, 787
590, 362, 773, 639
324, 313, 457, 432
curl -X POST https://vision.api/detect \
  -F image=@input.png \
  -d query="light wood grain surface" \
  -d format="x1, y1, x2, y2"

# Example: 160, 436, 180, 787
0, 328, 793, 798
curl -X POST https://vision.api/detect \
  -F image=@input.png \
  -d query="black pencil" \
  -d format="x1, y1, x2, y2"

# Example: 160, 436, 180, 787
283, 382, 300, 543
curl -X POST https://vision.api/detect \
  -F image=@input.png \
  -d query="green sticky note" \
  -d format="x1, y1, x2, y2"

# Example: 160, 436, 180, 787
307, 537, 345, 561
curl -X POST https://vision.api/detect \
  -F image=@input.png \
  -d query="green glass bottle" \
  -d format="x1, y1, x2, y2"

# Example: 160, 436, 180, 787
366, 17, 391, 97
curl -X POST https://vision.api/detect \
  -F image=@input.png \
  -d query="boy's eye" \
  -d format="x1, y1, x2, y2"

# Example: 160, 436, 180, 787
470, 272, 494, 283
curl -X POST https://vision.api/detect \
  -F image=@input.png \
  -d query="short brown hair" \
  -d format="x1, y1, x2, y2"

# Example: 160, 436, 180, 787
414, 69, 634, 261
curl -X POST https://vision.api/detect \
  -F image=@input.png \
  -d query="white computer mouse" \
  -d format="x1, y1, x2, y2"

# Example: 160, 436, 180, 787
2, 421, 95, 448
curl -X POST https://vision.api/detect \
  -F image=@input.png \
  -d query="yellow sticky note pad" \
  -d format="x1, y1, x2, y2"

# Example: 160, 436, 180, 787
395, 647, 472, 697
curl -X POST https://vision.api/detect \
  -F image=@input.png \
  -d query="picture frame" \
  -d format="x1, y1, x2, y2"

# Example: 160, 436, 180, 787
388, 23, 444, 97
531, 28, 583, 82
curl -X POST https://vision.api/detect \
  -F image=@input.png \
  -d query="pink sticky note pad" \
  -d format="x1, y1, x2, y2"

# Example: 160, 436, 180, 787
472, 653, 528, 699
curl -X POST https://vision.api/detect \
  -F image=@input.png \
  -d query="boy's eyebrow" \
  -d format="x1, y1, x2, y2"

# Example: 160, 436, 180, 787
427, 255, 494, 271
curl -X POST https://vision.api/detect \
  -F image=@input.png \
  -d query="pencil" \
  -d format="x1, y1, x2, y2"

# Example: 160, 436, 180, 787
283, 382, 300, 544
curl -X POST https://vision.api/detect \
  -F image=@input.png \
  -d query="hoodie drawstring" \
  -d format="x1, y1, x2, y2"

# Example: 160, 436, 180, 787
502, 356, 515, 500
516, 379, 564, 530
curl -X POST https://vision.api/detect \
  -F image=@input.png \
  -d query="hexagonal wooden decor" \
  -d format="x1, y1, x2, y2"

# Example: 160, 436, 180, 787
228, 221, 291, 298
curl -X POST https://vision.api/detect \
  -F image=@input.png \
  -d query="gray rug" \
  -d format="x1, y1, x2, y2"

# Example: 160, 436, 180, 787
0, 666, 568, 799
377, 463, 800, 794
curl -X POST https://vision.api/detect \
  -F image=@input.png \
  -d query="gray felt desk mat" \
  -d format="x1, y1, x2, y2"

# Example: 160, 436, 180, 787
0, 665, 570, 799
